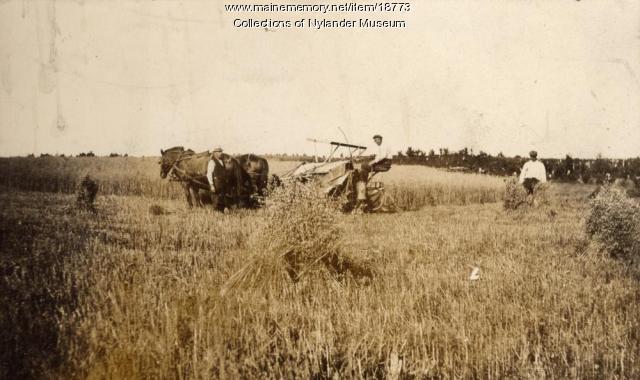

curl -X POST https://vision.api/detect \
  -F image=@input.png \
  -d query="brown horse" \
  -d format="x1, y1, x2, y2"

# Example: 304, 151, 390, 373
235, 153, 270, 195
159, 147, 251, 210
218, 152, 256, 208
159, 147, 216, 208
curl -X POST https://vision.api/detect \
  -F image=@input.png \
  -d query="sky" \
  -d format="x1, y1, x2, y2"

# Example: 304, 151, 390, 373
0, 0, 639, 158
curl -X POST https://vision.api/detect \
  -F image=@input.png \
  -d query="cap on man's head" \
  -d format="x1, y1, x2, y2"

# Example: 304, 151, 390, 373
212, 147, 223, 153
373, 134, 382, 140
529, 150, 538, 158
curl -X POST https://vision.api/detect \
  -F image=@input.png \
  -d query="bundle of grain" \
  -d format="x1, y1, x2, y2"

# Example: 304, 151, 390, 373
221, 182, 348, 295
503, 177, 528, 210
585, 186, 640, 260
76, 175, 98, 211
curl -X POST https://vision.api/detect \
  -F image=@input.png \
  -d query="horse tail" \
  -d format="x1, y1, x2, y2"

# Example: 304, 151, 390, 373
259, 157, 269, 194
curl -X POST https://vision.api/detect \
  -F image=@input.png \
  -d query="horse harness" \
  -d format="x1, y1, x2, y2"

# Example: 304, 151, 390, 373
166, 152, 211, 188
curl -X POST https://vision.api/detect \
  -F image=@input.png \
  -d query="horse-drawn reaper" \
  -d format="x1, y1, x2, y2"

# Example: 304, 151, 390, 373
282, 139, 396, 213
159, 146, 269, 210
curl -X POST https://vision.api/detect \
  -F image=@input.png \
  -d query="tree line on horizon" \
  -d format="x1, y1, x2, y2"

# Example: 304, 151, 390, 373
18, 148, 640, 184
393, 147, 640, 184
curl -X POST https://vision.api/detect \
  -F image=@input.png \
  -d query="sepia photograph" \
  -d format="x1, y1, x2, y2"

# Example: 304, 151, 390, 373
1, 0, 639, 378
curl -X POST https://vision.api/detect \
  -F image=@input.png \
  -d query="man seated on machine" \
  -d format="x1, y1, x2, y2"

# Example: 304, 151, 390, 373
360, 134, 392, 180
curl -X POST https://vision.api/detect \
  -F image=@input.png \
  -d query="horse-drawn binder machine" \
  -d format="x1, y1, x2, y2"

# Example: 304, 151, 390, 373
281, 139, 397, 213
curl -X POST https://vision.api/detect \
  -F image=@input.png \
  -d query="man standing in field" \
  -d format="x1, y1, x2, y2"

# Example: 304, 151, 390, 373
519, 150, 547, 195
207, 147, 224, 193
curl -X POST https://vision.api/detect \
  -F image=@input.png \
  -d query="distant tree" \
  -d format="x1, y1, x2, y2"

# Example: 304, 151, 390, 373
626, 158, 640, 178
579, 161, 591, 183
406, 147, 415, 157
591, 154, 612, 183
562, 155, 577, 181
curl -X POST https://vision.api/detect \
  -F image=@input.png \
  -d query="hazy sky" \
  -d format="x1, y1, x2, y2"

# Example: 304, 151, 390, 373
1, 0, 639, 158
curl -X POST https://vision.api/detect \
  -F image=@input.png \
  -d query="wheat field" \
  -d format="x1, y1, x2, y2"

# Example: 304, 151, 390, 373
1, 157, 639, 379
0, 157, 504, 210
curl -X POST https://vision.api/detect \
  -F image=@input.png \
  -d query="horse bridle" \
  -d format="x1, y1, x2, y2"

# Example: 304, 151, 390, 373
163, 151, 185, 181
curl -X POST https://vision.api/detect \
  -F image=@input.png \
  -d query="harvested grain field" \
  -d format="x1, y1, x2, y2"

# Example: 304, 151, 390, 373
1, 157, 639, 379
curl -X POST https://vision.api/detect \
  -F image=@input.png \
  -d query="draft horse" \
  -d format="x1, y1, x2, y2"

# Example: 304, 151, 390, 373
235, 153, 270, 196
159, 147, 252, 210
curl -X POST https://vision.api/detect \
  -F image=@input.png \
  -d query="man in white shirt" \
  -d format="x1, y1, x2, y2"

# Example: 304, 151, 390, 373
519, 150, 547, 194
361, 134, 392, 177
371, 134, 391, 166
206, 147, 224, 193
354, 135, 392, 212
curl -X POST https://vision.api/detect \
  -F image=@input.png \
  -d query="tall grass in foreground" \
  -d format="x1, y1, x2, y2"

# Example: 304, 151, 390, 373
222, 183, 343, 294
2, 187, 639, 378
222, 183, 371, 296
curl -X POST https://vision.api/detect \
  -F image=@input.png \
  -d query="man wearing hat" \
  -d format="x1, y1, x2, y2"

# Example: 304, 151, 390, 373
354, 134, 392, 212
519, 150, 547, 195
206, 146, 224, 192
362, 134, 391, 175
372, 134, 391, 167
